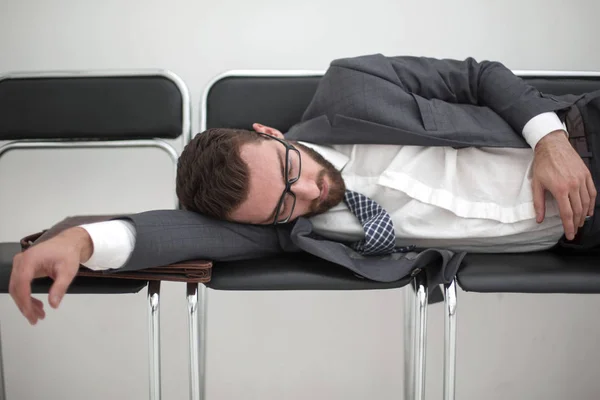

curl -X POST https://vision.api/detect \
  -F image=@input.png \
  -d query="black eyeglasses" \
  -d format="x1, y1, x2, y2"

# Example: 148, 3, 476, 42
258, 133, 302, 225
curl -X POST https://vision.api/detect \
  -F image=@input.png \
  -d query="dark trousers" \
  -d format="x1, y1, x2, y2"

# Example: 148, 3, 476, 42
558, 90, 600, 251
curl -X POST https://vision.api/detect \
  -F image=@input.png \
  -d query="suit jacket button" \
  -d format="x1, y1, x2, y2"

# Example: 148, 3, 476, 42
411, 268, 422, 277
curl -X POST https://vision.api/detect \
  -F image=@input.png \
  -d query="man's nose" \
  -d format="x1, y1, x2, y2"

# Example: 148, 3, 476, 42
292, 178, 321, 201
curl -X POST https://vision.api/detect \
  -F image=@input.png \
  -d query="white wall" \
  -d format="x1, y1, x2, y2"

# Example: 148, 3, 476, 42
1, 0, 600, 399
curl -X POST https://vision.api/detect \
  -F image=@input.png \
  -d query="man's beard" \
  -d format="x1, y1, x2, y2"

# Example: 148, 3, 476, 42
293, 142, 346, 217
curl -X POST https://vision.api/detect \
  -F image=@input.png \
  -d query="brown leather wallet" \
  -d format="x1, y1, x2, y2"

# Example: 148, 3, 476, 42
20, 215, 212, 283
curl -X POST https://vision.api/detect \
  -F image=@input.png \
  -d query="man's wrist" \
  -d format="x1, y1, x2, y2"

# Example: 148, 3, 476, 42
60, 227, 94, 263
535, 129, 569, 152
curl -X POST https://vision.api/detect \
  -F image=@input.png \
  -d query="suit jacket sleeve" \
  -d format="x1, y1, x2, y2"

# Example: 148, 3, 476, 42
321, 54, 572, 137
109, 210, 297, 272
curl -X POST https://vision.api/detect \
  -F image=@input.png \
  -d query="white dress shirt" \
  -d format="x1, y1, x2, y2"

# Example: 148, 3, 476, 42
80, 112, 566, 270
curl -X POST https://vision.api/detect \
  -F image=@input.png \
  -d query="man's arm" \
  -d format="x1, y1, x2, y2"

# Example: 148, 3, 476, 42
10, 209, 297, 325
333, 54, 572, 145
375, 55, 594, 239
322, 54, 595, 239
111, 209, 294, 272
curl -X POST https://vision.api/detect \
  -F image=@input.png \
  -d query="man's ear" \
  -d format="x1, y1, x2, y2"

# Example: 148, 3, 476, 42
253, 123, 284, 139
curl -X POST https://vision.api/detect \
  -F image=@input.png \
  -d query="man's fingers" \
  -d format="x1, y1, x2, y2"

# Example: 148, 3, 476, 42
31, 298, 46, 320
9, 255, 36, 323
587, 174, 597, 217
532, 180, 546, 223
580, 183, 590, 227
31, 297, 43, 308
557, 192, 576, 240
570, 187, 584, 230
48, 265, 75, 309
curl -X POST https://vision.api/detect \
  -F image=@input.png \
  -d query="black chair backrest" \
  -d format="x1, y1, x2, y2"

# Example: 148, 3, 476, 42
0, 71, 190, 141
203, 74, 322, 132
203, 71, 600, 133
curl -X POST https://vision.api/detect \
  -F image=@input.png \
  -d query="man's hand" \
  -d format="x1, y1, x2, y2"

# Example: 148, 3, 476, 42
532, 130, 597, 240
9, 227, 93, 325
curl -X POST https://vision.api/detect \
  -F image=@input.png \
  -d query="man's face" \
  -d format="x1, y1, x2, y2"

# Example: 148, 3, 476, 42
229, 127, 346, 225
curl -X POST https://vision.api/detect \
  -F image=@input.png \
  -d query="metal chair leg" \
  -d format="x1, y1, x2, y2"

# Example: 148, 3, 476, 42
148, 281, 161, 400
403, 284, 416, 400
187, 283, 207, 400
443, 279, 458, 400
413, 272, 428, 400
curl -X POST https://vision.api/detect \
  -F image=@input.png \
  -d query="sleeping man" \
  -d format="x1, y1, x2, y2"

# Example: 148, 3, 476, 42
9, 54, 600, 324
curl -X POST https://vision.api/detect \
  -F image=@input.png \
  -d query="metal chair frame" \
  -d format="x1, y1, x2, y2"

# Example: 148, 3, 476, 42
0, 69, 191, 400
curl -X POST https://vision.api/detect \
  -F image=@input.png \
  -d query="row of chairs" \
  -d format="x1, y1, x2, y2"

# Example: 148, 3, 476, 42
1, 68, 600, 400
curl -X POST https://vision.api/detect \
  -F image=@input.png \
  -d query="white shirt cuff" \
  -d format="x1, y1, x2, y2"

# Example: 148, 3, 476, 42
522, 112, 567, 149
78, 220, 136, 271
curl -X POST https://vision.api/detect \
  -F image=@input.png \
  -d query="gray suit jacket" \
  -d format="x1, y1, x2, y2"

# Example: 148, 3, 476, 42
286, 54, 579, 147
112, 54, 580, 288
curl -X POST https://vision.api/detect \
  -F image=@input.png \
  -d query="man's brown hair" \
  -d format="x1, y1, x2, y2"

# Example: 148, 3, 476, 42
176, 128, 264, 219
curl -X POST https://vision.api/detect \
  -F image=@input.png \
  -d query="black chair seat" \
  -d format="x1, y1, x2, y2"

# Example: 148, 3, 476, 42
207, 253, 413, 291
0, 242, 147, 294
458, 251, 600, 294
